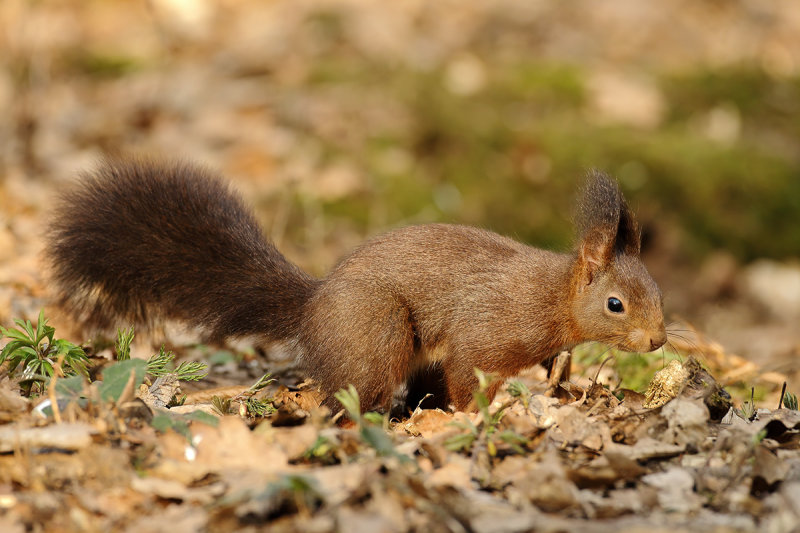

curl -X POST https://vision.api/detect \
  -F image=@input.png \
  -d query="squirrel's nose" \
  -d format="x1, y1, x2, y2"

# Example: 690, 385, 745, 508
649, 339, 663, 351
649, 329, 667, 351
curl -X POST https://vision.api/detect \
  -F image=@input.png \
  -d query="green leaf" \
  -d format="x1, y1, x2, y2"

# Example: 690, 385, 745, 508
174, 361, 208, 382
18, 319, 35, 342
507, 380, 531, 409
55, 375, 87, 402
4, 355, 22, 374
183, 410, 219, 427
39, 360, 54, 377
99, 359, 147, 402
498, 430, 528, 454
244, 397, 275, 417
145, 347, 208, 383
51, 339, 90, 376
360, 425, 396, 456
150, 413, 192, 441
474, 391, 490, 411
209, 350, 236, 365
444, 432, 477, 452
363, 412, 385, 425
783, 391, 798, 411
303, 436, 334, 461
17, 346, 38, 359
3, 328, 35, 343
150, 413, 173, 433
334, 385, 361, 421
474, 368, 490, 390
34, 310, 46, 342
42, 324, 56, 346
247, 373, 275, 393
115, 326, 134, 361
146, 346, 173, 377
1, 340, 26, 361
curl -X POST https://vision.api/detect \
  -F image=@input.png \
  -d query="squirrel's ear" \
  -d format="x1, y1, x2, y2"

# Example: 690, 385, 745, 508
574, 170, 642, 287
615, 198, 641, 256
576, 230, 614, 287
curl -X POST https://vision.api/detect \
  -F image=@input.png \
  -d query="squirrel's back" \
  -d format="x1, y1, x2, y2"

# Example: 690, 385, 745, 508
47, 157, 317, 341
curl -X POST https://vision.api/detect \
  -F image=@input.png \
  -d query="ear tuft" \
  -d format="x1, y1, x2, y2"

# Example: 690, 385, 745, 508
575, 170, 641, 265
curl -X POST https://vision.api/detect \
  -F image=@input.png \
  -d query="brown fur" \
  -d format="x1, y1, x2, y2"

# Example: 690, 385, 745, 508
47, 157, 666, 413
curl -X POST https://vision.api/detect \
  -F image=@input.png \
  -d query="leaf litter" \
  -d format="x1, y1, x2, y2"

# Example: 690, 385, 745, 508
1, 352, 800, 532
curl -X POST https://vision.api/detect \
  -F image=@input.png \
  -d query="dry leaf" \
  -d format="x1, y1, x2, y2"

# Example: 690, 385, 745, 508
0, 423, 95, 453
426, 456, 473, 490
641, 467, 701, 513
567, 452, 646, 488
261, 423, 319, 461
191, 416, 289, 472
138, 374, 180, 409
751, 445, 788, 495
660, 398, 710, 447
274, 385, 324, 411
401, 409, 453, 438
513, 453, 579, 512
607, 437, 685, 462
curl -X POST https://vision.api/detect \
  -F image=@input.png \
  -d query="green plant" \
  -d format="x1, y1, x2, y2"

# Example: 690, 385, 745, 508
784, 392, 798, 411
303, 435, 339, 465
99, 359, 146, 402
735, 387, 757, 422
228, 373, 277, 418
0, 310, 89, 394
445, 369, 527, 457
779, 382, 798, 411
146, 345, 208, 382
257, 474, 323, 517
211, 374, 277, 418
211, 395, 232, 416
115, 326, 134, 361
334, 385, 405, 459
507, 380, 532, 410
151, 410, 219, 442
244, 397, 275, 417
112, 327, 210, 382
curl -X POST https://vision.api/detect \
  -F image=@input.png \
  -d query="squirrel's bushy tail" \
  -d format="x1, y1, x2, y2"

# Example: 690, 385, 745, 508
47, 157, 318, 341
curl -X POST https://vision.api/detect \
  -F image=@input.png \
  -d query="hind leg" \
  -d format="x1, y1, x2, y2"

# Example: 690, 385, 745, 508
441, 356, 505, 412
301, 282, 415, 414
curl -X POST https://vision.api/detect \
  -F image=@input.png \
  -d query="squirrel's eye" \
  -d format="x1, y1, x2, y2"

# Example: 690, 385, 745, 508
607, 297, 624, 313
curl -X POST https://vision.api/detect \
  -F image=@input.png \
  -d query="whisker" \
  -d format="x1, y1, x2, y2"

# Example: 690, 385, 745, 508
592, 353, 616, 384
577, 343, 614, 379
666, 332, 703, 354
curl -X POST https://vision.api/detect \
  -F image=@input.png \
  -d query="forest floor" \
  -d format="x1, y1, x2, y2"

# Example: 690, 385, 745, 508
1, 332, 799, 533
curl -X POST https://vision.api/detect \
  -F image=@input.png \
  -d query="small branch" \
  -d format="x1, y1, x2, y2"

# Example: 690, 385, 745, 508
47, 353, 66, 424
545, 351, 571, 397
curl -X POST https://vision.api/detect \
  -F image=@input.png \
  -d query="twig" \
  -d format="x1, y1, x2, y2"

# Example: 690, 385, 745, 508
778, 381, 787, 409
545, 351, 571, 397
47, 354, 66, 424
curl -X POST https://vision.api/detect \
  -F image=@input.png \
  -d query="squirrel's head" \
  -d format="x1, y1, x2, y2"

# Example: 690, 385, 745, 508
570, 171, 666, 353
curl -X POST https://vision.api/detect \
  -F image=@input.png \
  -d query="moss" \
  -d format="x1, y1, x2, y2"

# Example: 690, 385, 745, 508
65, 49, 142, 78
276, 54, 800, 263
572, 343, 685, 393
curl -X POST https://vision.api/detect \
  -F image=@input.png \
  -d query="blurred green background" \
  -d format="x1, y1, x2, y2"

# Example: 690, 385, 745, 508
3, 1, 799, 264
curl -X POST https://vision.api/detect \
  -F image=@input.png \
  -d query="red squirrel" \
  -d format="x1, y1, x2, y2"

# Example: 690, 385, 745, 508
47, 158, 666, 413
